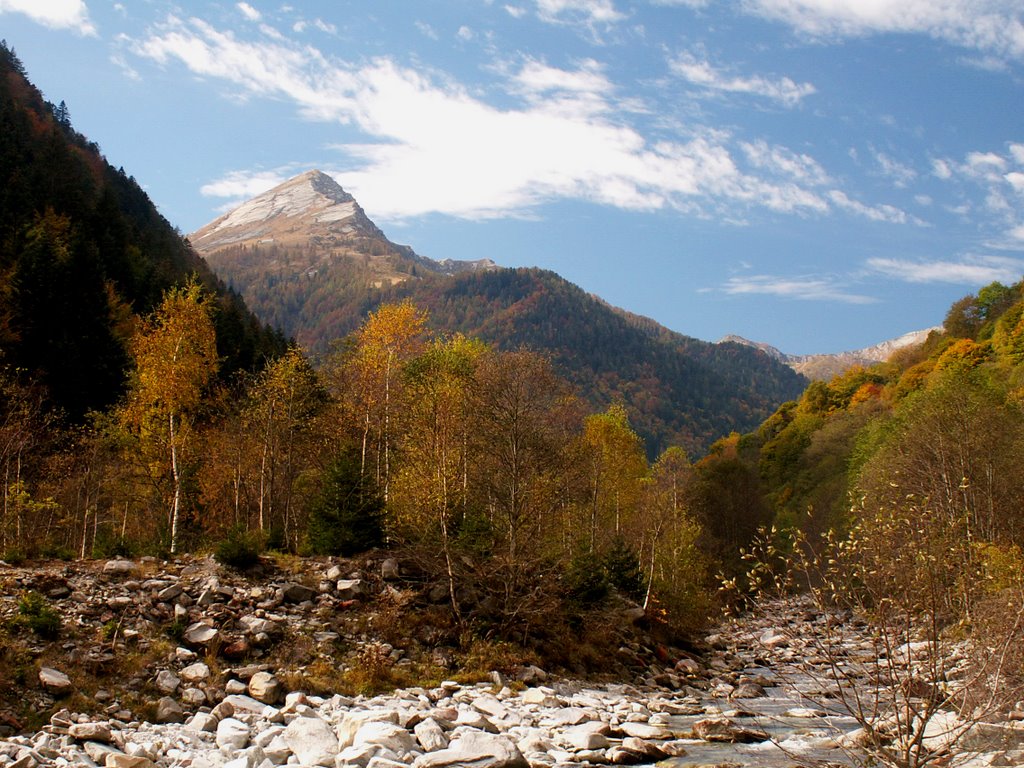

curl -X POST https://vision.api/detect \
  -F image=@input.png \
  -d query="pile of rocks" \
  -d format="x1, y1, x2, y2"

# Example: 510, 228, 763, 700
1, 673, 831, 768
6, 559, 1024, 768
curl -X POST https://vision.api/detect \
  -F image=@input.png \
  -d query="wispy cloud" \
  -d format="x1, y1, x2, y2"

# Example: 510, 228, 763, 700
722, 274, 876, 304
932, 144, 1024, 245
130, 16, 908, 226
669, 52, 816, 107
199, 168, 290, 200
236, 3, 261, 22
869, 147, 917, 188
867, 254, 1024, 284
0, 0, 96, 35
828, 190, 913, 224
534, 0, 625, 26
741, 140, 831, 186
741, 0, 1024, 64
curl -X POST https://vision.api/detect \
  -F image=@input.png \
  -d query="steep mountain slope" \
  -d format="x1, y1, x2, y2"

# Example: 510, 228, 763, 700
0, 43, 285, 418
721, 328, 941, 380
193, 171, 808, 456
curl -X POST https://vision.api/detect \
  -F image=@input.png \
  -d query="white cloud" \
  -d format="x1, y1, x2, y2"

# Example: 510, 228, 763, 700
722, 274, 876, 303
740, 140, 831, 185
199, 169, 288, 199
669, 52, 816, 107
870, 148, 917, 188
932, 158, 953, 179
867, 254, 1024, 284
131, 16, 906, 226
828, 190, 911, 224
237, 3, 261, 22
933, 145, 1024, 243
416, 21, 439, 40
0, 0, 96, 35
535, 0, 625, 25
1006, 171, 1024, 193
741, 0, 1024, 63
457, 25, 474, 41
504, 5, 527, 18
314, 19, 337, 35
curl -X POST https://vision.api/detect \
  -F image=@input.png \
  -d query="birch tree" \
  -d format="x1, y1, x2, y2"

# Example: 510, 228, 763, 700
123, 280, 218, 554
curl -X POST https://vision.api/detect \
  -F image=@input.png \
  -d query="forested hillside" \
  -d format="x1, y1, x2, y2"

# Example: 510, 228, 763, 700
208, 242, 808, 457
0, 41, 285, 419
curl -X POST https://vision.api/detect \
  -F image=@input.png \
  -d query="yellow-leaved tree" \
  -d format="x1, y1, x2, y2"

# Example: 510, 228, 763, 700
347, 300, 427, 501
123, 280, 218, 554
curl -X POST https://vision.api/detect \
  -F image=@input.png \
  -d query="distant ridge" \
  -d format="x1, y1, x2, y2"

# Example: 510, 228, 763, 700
720, 328, 941, 380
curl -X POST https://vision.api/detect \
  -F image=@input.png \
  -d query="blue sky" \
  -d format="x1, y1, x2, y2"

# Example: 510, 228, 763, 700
3, 0, 1023, 354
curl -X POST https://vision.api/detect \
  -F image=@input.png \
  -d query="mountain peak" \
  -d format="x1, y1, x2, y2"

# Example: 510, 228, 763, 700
189, 170, 373, 252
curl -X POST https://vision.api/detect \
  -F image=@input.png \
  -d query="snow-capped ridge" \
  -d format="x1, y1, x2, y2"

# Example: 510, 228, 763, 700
721, 327, 941, 380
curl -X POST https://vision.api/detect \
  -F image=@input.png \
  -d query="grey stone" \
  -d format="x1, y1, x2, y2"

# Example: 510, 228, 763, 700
352, 722, 417, 757
103, 560, 136, 575
155, 670, 181, 694
381, 558, 400, 580
180, 662, 211, 683
336, 579, 366, 600
337, 709, 401, 749
281, 583, 317, 603
182, 687, 208, 706
283, 716, 339, 767
414, 719, 449, 752
412, 732, 527, 768
155, 696, 185, 724
184, 622, 220, 646
216, 717, 251, 752
68, 722, 112, 742
38, 668, 73, 694
561, 722, 610, 751
83, 742, 123, 763
185, 712, 219, 733
248, 671, 283, 704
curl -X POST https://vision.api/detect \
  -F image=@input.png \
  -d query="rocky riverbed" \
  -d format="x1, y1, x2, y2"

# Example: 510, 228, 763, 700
2, 557, 1024, 768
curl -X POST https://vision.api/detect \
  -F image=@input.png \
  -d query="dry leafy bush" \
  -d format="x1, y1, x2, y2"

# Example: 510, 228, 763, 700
734, 504, 1024, 768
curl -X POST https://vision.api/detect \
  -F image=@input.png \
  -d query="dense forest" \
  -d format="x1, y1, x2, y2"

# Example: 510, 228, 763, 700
208, 240, 808, 457
0, 41, 285, 422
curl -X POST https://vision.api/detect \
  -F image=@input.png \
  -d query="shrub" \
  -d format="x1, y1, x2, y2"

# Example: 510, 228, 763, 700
1, 549, 25, 566
92, 529, 133, 559
214, 526, 263, 569
13, 591, 61, 639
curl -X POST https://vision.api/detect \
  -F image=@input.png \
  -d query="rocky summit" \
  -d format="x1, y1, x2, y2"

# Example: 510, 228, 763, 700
3, 558, 1024, 768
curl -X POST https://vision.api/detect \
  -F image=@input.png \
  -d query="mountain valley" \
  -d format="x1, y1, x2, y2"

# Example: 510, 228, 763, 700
191, 171, 809, 456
